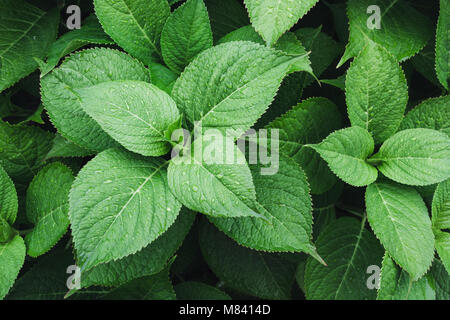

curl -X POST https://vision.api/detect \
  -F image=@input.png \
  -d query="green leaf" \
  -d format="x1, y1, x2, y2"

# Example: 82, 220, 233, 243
41, 48, 150, 151
304, 217, 384, 300
339, 0, 433, 67
0, 0, 59, 92
93, 0, 170, 65
175, 281, 231, 300
172, 41, 309, 138
25, 163, 74, 257
432, 179, 450, 273
168, 133, 260, 219
308, 127, 378, 187
45, 134, 94, 160
399, 95, 450, 136
377, 254, 435, 300
0, 121, 53, 184
266, 97, 342, 194
365, 182, 435, 281
161, 0, 213, 74
0, 235, 26, 299
199, 219, 296, 299
38, 15, 114, 77
69, 148, 181, 271
0, 165, 18, 224
370, 128, 450, 186
102, 268, 175, 300
431, 258, 450, 300
243, 0, 319, 46
436, 0, 450, 90
76, 80, 180, 157
204, 0, 249, 40
210, 155, 323, 262
147, 62, 178, 94
0, 218, 16, 244
345, 42, 408, 144
81, 208, 195, 288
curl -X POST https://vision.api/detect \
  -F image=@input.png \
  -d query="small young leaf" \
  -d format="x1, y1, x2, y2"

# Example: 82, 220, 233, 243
161, 0, 213, 74
0, 165, 18, 225
93, 0, 170, 65
370, 128, 450, 186
168, 133, 260, 219
25, 163, 74, 257
69, 148, 181, 271
172, 41, 310, 138
365, 182, 435, 280
436, 0, 450, 90
339, 0, 433, 66
175, 281, 231, 300
243, 0, 319, 46
76, 80, 180, 157
0, 235, 26, 299
45, 134, 94, 160
0, 0, 59, 92
41, 48, 150, 151
432, 179, 450, 273
308, 127, 378, 187
304, 217, 384, 300
377, 254, 435, 300
199, 219, 296, 299
346, 42, 408, 144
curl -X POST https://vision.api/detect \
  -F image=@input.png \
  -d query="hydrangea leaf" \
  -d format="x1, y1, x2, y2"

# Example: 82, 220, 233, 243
175, 281, 231, 300
0, 165, 18, 225
25, 163, 74, 257
266, 97, 342, 194
377, 254, 435, 300
432, 179, 450, 273
365, 182, 435, 281
69, 148, 181, 271
0, 235, 26, 299
0, 0, 59, 92
199, 219, 296, 300
204, 0, 249, 40
41, 48, 150, 151
436, 0, 450, 90
243, 0, 319, 46
45, 134, 94, 160
304, 217, 384, 300
308, 127, 378, 187
76, 80, 180, 157
370, 128, 450, 186
399, 95, 450, 136
346, 42, 408, 144
168, 133, 260, 219
161, 0, 213, 74
339, 0, 433, 67
93, 0, 170, 65
431, 258, 450, 300
172, 41, 310, 138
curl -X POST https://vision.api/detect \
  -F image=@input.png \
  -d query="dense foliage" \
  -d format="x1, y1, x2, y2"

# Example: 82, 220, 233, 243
0, 0, 449, 300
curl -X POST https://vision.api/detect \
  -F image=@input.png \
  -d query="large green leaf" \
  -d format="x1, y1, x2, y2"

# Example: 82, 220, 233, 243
243, 0, 319, 46
0, 0, 59, 92
432, 179, 450, 273
399, 95, 450, 136
370, 128, 450, 186
199, 219, 296, 299
25, 163, 74, 257
41, 48, 150, 151
377, 254, 435, 300
69, 148, 181, 271
0, 165, 17, 225
161, 0, 213, 74
365, 182, 435, 280
304, 217, 384, 300
345, 42, 408, 144
339, 0, 433, 67
0, 235, 25, 299
93, 0, 170, 65
172, 41, 309, 138
0, 121, 53, 184
168, 133, 260, 219
266, 97, 342, 194
210, 155, 322, 262
436, 0, 450, 90
308, 127, 378, 187
76, 80, 180, 157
